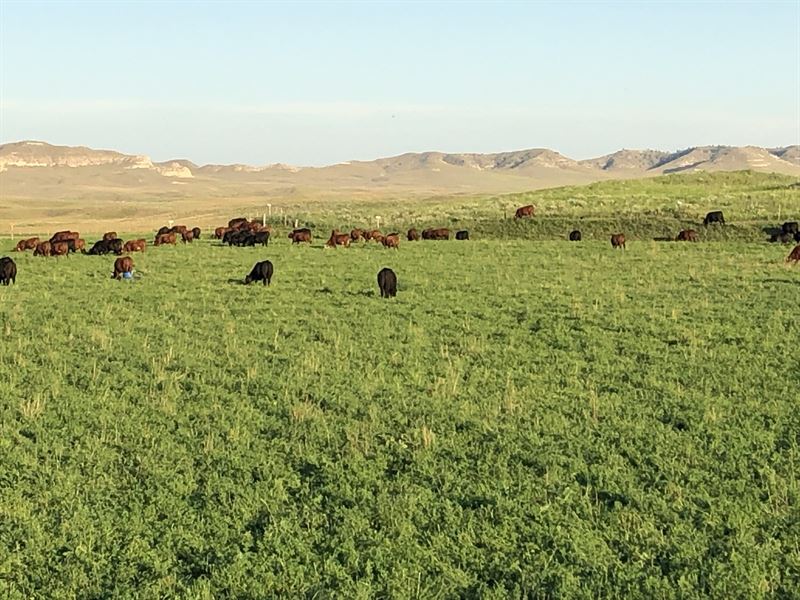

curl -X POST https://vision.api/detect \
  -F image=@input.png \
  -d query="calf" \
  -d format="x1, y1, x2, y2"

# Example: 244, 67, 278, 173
455, 230, 469, 240
703, 211, 725, 226
514, 205, 535, 219
289, 228, 312, 244
123, 239, 147, 253
677, 229, 699, 242
407, 228, 420, 241
112, 256, 134, 279
244, 260, 273, 285
611, 234, 626, 250
382, 233, 400, 249
569, 230, 582, 241
377, 267, 397, 298
0, 257, 16, 285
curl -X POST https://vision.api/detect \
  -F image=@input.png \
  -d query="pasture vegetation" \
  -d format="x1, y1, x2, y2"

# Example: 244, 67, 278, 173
0, 171, 799, 598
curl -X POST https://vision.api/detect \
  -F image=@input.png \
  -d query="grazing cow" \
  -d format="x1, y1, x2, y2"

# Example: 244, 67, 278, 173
108, 239, 124, 255
514, 205, 535, 219
703, 211, 725, 226
770, 232, 795, 244
123, 239, 147, 253
611, 233, 626, 250
154, 232, 177, 246
249, 231, 270, 246
350, 228, 364, 242
34, 242, 52, 257
677, 229, 699, 242
782, 222, 799, 235
407, 228, 420, 241
51, 241, 70, 257
787, 244, 800, 264
214, 226, 227, 239
455, 230, 469, 240
289, 228, 312, 244
229, 217, 248, 229
65, 238, 86, 253
0, 257, 16, 285
363, 229, 383, 243
14, 237, 39, 252
49, 231, 79, 243
191, 227, 201, 240
326, 230, 351, 248
102, 231, 117, 241
244, 260, 274, 285
170, 225, 188, 235
377, 267, 397, 298
86, 239, 113, 255
181, 230, 194, 243
157, 226, 171, 237
569, 230, 582, 241
422, 228, 450, 240
112, 256, 134, 280
382, 233, 400, 249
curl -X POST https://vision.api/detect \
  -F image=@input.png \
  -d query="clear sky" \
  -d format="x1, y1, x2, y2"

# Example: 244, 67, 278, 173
1, 0, 798, 165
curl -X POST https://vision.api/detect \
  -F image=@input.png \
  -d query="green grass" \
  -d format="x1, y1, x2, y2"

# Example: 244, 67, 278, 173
1, 230, 799, 598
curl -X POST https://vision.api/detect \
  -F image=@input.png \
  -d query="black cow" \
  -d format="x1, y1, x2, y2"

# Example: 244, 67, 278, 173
86, 239, 114, 255
377, 267, 397, 298
703, 211, 725, 226
569, 230, 582, 241
0, 257, 16, 285
781, 222, 799, 235
455, 230, 469, 240
244, 260, 273, 285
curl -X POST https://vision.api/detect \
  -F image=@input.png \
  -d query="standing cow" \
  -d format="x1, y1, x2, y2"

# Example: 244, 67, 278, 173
514, 205, 535, 219
407, 228, 420, 241
611, 234, 626, 250
244, 260, 274, 285
677, 229, 699, 242
455, 230, 469, 240
377, 267, 397, 298
703, 211, 725, 226
569, 230, 582, 241
0, 257, 16, 285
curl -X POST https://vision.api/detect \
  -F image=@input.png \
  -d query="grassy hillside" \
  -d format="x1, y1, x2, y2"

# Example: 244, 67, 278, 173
1, 233, 799, 597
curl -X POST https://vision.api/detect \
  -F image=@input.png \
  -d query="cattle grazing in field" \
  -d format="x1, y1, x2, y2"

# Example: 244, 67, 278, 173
787, 244, 800, 264
422, 228, 450, 240
782, 222, 799, 235
65, 238, 86, 253
181, 230, 194, 243
14, 237, 39, 252
363, 230, 383, 243
455, 230, 469, 240
514, 205, 535, 219
289, 228, 312, 244
407, 228, 420, 241
214, 226, 228, 239
0, 257, 16, 285
51, 241, 70, 257
382, 233, 400, 249
112, 256, 134, 280
123, 239, 147, 253
229, 217, 248, 229
569, 230, 582, 241
191, 227, 201, 240
86, 239, 114, 255
170, 225, 188, 236
154, 232, 177, 246
229, 230, 269, 247
34, 242, 52, 257
108, 239, 124, 255
350, 228, 364, 242
611, 234, 626, 250
377, 267, 397, 298
102, 231, 117, 241
244, 260, 274, 285
677, 229, 699, 242
49, 231, 79, 244
703, 211, 725, 226
326, 230, 351, 248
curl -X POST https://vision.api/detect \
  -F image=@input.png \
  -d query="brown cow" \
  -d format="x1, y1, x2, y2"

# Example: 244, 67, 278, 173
363, 230, 383, 243
49, 231, 79, 243
154, 232, 177, 246
422, 228, 450, 240
112, 256, 134, 279
123, 239, 147, 253
382, 233, 400, 249
170, 225, 188, 235
677, 229, 699, 242
326, 230, 351, 248
51, 241, 70, 257
229, 217, 248, 229
611, 234, 626, 250
14, 237, 39, 252
191, 227, 201, 240
350, 228, 364, 242
289, 228, 312, 244
407, 228, 420, 241
514, 205, 535, 219
787, 244, 800, 264
34, 242, 52, 257
68, 238, 86, 253
214, 226, 229, 239
181, 230, 194, 243
102, 231, 117, 241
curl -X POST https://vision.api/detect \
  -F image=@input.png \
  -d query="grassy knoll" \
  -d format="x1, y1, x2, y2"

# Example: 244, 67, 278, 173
1, 232, 798, 598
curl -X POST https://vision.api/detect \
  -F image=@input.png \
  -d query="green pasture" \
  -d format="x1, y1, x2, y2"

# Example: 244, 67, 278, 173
0, 171, 799, 598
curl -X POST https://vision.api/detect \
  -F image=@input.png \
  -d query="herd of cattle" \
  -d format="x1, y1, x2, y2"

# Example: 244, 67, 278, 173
2, 209, 800, 290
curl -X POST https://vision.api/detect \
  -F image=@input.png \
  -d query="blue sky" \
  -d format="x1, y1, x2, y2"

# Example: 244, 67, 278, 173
1, 1, 797, 165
